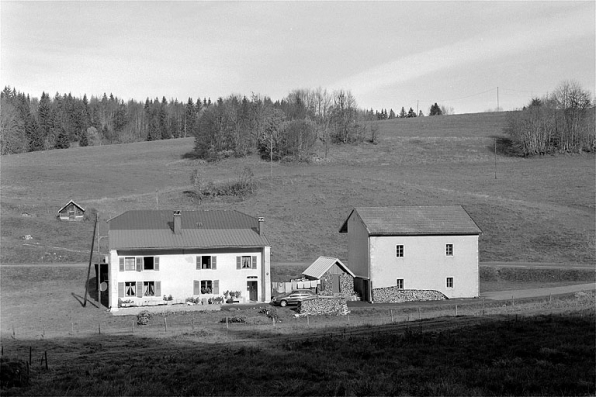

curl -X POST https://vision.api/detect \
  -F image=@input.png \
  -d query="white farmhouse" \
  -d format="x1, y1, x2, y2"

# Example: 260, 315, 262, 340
106, 210, 271, 311
339, 206, 481, 302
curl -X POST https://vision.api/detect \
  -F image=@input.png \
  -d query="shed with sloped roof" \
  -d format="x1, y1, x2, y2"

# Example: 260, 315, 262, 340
302, 256, 355, 296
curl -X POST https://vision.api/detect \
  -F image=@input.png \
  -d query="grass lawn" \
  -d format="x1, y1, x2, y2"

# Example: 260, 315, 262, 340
1, 111, 594, 265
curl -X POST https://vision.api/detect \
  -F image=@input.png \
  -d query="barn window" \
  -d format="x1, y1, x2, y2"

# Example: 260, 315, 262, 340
396, 245, 404, 258
396, 279, 404, 289
201, 280, 213, 294
446, 277, 454, 288
124, 257, 135, 271
144, 281, 155, 296
125, 281, 136, 296
446, 244, 453, 256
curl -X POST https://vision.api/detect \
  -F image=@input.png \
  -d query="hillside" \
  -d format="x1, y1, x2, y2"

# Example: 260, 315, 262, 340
1, 111, 594, 264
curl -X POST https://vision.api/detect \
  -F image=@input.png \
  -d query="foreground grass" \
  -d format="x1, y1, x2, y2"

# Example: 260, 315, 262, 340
2, 309, 594, 396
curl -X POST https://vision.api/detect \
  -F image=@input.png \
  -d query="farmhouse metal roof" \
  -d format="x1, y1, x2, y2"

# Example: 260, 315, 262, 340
57, 200, 85, 214
339, 206, 481, 236
108, 210, 269, 250
302, 256, 355, 280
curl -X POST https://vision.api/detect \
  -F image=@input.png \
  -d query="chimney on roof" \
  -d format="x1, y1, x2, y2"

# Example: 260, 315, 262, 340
257, 217, 264, 236
173, 210, 182, 234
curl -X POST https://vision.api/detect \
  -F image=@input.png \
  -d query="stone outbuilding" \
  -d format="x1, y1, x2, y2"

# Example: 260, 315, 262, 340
57, 200, 85, 221
302, 256, 355, 296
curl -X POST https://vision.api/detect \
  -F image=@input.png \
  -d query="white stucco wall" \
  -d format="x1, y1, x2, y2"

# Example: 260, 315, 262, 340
108, 248, 271, 311
346, 213, 370, 279
369, 235, 479, 298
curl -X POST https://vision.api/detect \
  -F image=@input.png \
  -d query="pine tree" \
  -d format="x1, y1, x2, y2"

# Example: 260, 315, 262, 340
54, 127, 70, 149
407, 107, 417, 118
79, 129, 89, 147
389, 109, 395, 119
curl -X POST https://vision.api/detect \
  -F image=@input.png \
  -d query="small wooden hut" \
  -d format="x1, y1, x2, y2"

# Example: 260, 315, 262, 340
57, 200, 85, 221
302, 256, 355, 296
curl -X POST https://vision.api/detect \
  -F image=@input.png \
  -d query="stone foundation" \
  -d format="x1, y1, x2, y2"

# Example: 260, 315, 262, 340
372, 287, 447, 303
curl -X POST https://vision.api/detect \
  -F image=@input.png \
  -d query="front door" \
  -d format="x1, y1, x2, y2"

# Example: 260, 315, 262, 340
247, 281, 258, 301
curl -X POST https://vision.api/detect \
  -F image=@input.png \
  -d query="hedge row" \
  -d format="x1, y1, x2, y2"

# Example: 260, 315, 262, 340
480, 267, 594, 282
372, 287, 447, 303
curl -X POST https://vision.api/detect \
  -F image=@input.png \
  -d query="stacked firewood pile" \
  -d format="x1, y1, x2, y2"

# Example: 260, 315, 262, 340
372, 287, 447, 303
297, 297, 350, 316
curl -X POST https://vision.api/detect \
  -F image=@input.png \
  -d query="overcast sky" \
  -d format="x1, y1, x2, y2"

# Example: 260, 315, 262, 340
2, 1, 594, 114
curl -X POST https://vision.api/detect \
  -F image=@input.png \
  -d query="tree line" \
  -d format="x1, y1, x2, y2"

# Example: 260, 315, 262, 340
505, 80, 594, 156
1, 86, 376, 159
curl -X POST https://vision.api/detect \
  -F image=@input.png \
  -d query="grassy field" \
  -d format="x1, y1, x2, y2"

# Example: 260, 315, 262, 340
1, 111, 594, 265
1, 262, 594, 395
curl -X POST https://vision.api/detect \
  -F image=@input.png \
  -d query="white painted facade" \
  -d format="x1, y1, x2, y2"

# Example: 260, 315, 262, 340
341, 207, 481, 301
108, 248, 271, 311
369, 235, 479, 298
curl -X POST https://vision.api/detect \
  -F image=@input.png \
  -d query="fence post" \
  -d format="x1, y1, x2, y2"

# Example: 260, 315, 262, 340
98, 323, 101, 335
132, 321, 134, 334
45, 351, 48, 370
164, 317, 168, 332
482, 298, 485, 316
29, 346, 32, 365
512, 296, 515, 307
71, 322, 74, 335
418, 307, 421, 321
455, 305, 458, 317
307, 315, 310, 327
390, 309, 394, 323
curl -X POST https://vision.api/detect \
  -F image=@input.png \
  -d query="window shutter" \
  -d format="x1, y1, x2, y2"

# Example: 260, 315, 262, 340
196, 256, 201, 270
252, 256, 257, 269
212, 256, 217, 270
213, 280, 219, 294
136, 281, 143, 297
136, 257, 142, 272
119, 258, 124, 272
155, 281, 161, 296
154, 257, 160, 271
236, 257, 241, 269
193, 280, 200, 295
118, 282, 124, 298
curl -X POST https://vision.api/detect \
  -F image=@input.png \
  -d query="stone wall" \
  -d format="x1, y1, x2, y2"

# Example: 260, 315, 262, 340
372, 287, 447, 303
297, 297, 350, 316
319, 272, 355, 296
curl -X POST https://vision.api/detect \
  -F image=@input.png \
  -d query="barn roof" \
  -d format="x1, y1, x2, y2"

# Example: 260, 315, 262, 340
57, 200, 85, 214
302, 256, 355, 279
339, 206, 481, 236
108, 210, 269, 250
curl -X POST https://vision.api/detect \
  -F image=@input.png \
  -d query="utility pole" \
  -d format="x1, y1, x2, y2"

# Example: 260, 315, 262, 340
156, 190, 159, 209
416, 100, 419, 115
497, 87, 500, 111
494, 138, 497, 179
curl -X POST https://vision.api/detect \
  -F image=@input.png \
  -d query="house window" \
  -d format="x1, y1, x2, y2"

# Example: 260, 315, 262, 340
446, 277, 454, 288
446, 244, 453, 256
125, 281, 136, 297
396, 245, 404, 258
242, 256, 251, 268
396, 279, 404, 289
124, 257, 135, 271
201, 280, 213, 294
196, 256, 217, 270
144, 257, 154, 270
144, 281, 155, 296
202, 256, 212, 269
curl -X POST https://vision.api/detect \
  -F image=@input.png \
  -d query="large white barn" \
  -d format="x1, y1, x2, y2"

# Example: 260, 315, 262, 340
339, 206, 481, 302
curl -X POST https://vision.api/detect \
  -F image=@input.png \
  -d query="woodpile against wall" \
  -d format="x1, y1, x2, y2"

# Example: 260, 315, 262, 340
297, 297, 350, 316
372, 287, 447, 303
